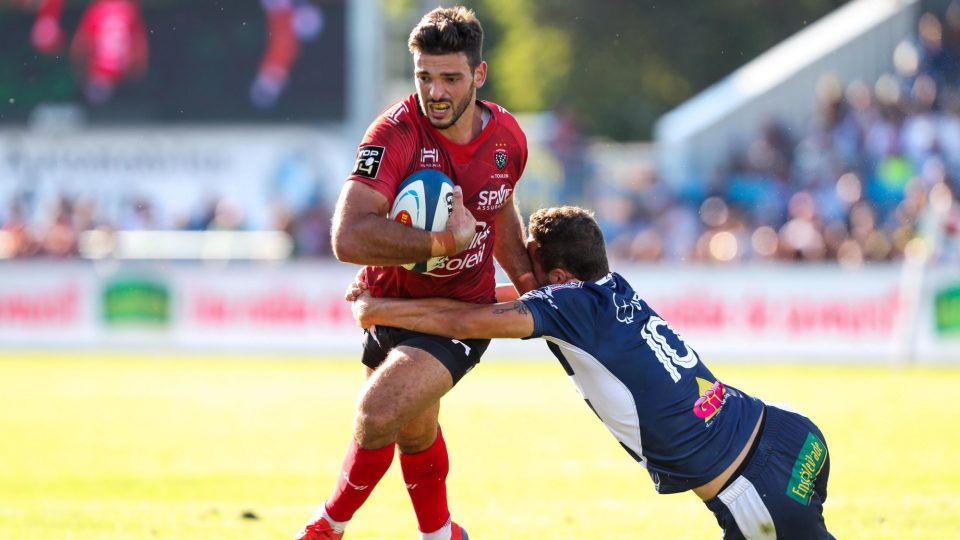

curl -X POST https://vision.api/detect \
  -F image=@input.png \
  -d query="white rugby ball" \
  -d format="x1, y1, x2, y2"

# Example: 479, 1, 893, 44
389, 169, 456, 273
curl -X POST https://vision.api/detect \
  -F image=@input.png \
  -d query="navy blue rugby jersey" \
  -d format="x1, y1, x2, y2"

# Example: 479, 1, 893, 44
519, 272, 764, 494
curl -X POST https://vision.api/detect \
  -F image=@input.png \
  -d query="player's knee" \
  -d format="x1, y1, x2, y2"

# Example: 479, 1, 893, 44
354, 408, 399, 446
396, 425, 436, 453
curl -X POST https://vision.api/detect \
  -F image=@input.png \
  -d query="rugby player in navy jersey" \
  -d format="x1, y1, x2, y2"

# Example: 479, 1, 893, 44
349, 206, 835, 540
294, 6, 537, 540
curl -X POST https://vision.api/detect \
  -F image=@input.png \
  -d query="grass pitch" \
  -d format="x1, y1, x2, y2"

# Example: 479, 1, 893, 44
1, 353, 959, 539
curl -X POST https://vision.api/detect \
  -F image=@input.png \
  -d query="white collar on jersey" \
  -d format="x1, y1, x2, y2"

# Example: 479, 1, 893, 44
480, 103, 492, 129
595, 273, 614, 286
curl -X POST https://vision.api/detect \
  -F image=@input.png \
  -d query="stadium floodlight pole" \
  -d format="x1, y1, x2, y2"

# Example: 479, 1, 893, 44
893, 240, 926, 366
345, 0, 383, 141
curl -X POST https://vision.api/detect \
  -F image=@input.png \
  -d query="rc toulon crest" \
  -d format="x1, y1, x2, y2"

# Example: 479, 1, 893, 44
494, 148, 508, 169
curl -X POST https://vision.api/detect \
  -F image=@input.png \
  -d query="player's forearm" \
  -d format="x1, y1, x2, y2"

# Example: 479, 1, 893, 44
494, 200, 537, 294
499, 260, 537, 295
364, 297, 470, 337
361, 296, 534, 339
331, 213, 448, 265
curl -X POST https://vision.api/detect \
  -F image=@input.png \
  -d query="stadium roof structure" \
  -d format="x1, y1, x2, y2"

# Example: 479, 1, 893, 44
655, 0, 920, 190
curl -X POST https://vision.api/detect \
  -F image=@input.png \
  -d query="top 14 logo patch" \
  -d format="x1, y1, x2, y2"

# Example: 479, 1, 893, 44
494, 148, 508, 169
353, 145, 385, 178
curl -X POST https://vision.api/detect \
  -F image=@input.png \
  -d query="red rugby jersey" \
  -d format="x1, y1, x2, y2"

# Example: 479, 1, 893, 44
347, 93, 528, 304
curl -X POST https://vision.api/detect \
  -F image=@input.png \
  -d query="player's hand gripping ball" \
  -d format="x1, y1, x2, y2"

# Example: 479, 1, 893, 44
389, 169, 455, 272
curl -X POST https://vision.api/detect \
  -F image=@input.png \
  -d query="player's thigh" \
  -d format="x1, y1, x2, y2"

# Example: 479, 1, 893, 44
358, 345, 454, 431
708, 406, 833, 540
361, 326, 488, 385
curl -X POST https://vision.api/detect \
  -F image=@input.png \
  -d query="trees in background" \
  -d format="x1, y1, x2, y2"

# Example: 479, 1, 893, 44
476, 0, 849, 139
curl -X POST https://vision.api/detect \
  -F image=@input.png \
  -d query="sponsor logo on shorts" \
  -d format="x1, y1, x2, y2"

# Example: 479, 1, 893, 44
786, 432, 827, 505
451, 339, 472, 355
353, 145, 385, 178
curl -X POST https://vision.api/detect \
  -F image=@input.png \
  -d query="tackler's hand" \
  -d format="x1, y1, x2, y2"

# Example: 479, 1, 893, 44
350, 290, 376, 329
344, 275, 368, 302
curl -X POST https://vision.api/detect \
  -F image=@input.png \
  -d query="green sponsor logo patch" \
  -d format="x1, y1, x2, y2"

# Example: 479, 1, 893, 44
102, 279, 170, 326
935, 285, 960, 335
786, 432, 827, 506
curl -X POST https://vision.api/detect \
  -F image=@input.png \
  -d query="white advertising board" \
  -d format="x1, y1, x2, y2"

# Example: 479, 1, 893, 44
0, 261, 956, 362
617, 265, 903, 361
0, 264, 99, 345
0, 128, 352, 229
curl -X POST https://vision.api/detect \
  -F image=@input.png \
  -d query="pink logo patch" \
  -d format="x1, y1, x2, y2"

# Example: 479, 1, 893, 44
693, 380, 726, 421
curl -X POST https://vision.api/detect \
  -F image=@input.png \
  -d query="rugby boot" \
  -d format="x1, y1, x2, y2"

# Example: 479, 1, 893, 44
451, 521, 469, 540
294, 517, 343, 540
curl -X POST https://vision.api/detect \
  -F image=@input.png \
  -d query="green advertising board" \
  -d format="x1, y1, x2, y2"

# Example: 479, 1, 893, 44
102, 279, 171, 326
935, 284, 960, 336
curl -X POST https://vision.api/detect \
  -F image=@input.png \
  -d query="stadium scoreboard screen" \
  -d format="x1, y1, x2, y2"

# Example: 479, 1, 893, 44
0, 0, 346, 124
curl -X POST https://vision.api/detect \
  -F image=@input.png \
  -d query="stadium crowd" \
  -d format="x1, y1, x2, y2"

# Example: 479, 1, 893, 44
596, 7, 960, 266
2, 8, 959, 265
593, 3, 960, 266
0, 192, 333, 259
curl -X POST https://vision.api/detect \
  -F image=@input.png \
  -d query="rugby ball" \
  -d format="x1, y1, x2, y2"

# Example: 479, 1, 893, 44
389, 169, 456, 272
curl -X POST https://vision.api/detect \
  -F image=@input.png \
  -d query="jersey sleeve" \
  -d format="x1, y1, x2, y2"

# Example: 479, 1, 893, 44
505, 109, 529, 181
519, 283, 596, 344
515, 120, 529, 179
346, 112, 417, 204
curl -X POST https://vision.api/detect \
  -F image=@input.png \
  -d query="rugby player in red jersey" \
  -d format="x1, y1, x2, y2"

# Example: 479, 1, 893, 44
295, 6, 537, 540
29, 0, 66, 55
70, 0, 148, 104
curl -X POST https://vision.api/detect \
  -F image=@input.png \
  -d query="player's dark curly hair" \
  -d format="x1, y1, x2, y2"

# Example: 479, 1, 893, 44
408, 6, 484, 70
528, 206, 610, 282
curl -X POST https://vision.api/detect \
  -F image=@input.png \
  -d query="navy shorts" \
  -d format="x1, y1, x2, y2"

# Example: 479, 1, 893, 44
704, 405, 834, 540
361, 325, 489, 385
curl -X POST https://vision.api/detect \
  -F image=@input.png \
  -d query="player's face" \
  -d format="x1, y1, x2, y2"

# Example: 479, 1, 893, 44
414, 52, 487, 131
526, 238, 551, 287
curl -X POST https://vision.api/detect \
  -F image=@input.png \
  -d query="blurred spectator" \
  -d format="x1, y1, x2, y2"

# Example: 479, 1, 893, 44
119, 197, 156, 230
70, 0, 149, 105
0, 198, 39, 258
547, 107, 592, 207
30, 0, 66, 55
183, 196, 219, 231
207, 199, 246, 231
287, 198, 332, 257
39, 196, 79, 257
250, 0, 324, 108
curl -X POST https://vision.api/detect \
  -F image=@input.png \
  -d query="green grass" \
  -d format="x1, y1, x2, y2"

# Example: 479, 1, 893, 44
1, 353, 959, 539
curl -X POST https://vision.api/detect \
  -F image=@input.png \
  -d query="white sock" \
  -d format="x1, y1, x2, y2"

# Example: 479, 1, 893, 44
420, 518, 452, 540
314, 506, 348, 534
